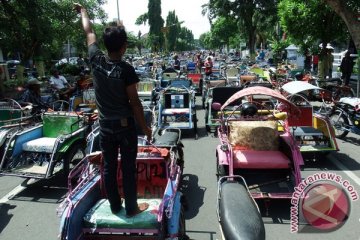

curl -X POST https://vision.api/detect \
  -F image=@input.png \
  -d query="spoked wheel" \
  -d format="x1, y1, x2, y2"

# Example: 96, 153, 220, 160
51, 100, 69, 111
288, 93, 309, 106
63, 143, 86, 178
329, 110, 349, 139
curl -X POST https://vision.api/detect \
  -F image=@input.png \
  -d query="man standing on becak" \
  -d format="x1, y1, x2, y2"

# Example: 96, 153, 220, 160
74, 3, 151, 217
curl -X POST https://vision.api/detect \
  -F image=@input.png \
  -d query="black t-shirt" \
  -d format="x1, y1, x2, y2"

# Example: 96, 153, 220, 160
89, 43, 139, 120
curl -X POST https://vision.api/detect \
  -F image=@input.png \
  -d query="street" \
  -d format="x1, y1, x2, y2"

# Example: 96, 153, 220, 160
0, 99, 360, 240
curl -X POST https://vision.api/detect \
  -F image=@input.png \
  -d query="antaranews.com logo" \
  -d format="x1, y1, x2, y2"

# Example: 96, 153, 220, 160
290, 172, 359, 233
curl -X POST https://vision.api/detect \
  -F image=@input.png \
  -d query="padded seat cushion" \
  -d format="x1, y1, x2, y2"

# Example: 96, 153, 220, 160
22, 137, 57, 153
233, 150, 290, 169
162, 108, 190, 115
229, 121, 278, 151
83, 198, 161, 229
154, 131, 180, 146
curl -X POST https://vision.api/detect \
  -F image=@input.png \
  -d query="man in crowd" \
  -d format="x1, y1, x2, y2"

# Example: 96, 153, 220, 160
20, 78, 49, 113
340, 51, 355, 86
49, 68, 74, 100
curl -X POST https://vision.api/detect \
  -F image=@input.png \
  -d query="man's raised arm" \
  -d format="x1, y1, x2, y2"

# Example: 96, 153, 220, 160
74, 3, 96, 46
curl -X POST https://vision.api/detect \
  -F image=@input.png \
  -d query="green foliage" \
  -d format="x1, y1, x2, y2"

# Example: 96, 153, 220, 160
198, 32, 220, 50
278, 0, 348, 50
199, 33, 209, 49
177, 27, 195, 51
205, 0, 278, 55
268, 38, 291, 62
165, 10, 180, 52
147, 0, 164, 51
0, 0, 106, 66
211, 17, 238, 48
135, 1, 194, 52
135, 13, 149, 25
268, 38, 291, 54
57, 63, 81, 76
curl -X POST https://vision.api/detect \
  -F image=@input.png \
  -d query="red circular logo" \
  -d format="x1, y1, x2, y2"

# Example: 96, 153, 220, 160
301, 183, 350, 230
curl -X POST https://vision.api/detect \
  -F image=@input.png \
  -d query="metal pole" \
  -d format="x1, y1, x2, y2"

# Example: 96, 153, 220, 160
357, 53, 360, 97
116, 0, 120, 21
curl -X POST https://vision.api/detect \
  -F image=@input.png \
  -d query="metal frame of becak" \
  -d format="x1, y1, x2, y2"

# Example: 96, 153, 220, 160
58, 124, 188, 240
157, 79, 198, 139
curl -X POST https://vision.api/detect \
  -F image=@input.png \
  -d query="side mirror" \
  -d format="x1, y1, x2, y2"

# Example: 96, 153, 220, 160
212, 102, 222, 111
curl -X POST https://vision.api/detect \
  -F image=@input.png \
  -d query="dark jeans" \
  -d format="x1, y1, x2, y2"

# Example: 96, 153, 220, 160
99, 117, 138, 214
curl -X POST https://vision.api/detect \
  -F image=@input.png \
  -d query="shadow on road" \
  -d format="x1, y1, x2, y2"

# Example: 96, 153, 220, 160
331, 152, 360, 171
0, 203, 16, 234
9, 175, 67, 204
186, 230, 218, 240
342, 136, 360, 146
180, 174, 206, 219
258, 199, 291, 224
180, 126, 208, 140
301, 151, 360, 171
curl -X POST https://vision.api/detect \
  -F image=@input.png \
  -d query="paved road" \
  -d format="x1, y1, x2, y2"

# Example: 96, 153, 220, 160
1, 99, 360, 240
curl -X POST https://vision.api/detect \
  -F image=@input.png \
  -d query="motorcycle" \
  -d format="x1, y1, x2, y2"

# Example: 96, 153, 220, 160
293, 72, 354, 103
329, 97, 360, 139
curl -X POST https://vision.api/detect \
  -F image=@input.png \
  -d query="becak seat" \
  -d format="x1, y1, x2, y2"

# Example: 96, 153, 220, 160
22, 112, 81, 153
228, 121, 290, 169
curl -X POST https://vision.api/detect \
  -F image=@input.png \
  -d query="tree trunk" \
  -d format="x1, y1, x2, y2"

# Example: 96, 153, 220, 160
16, 65, 25, 85
248, 29, 257, 60
323, 0, 360, 51
35, 60, 45, 78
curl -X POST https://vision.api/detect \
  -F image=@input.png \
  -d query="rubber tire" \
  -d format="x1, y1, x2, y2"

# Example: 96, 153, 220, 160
204, 108, 210, 133
178, 204, 189, 240
329, 110, 349, 139
193, 113, 198, 140
176, 147, 185, 172
216, 154, 228, 180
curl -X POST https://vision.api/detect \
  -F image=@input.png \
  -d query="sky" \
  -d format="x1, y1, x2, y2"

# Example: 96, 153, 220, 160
102, 0, 211, 39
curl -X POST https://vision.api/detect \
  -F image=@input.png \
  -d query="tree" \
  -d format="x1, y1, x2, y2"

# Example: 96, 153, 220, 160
177, 27, 195, 51
198, 32, 220, 50
137, 31, 143, 55
323, 0, 360, 52
147, 0, 164, 51
210, 16, 238, 52
135, 0, 164, 52
204, 0, 278, 58
0, 0, 106, 82
165, 10, 181, 52
278, 0, 347, 52
199, 32, 210, 49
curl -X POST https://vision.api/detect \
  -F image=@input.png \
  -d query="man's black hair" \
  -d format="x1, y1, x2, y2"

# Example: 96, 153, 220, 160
103, 25, 128, 53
